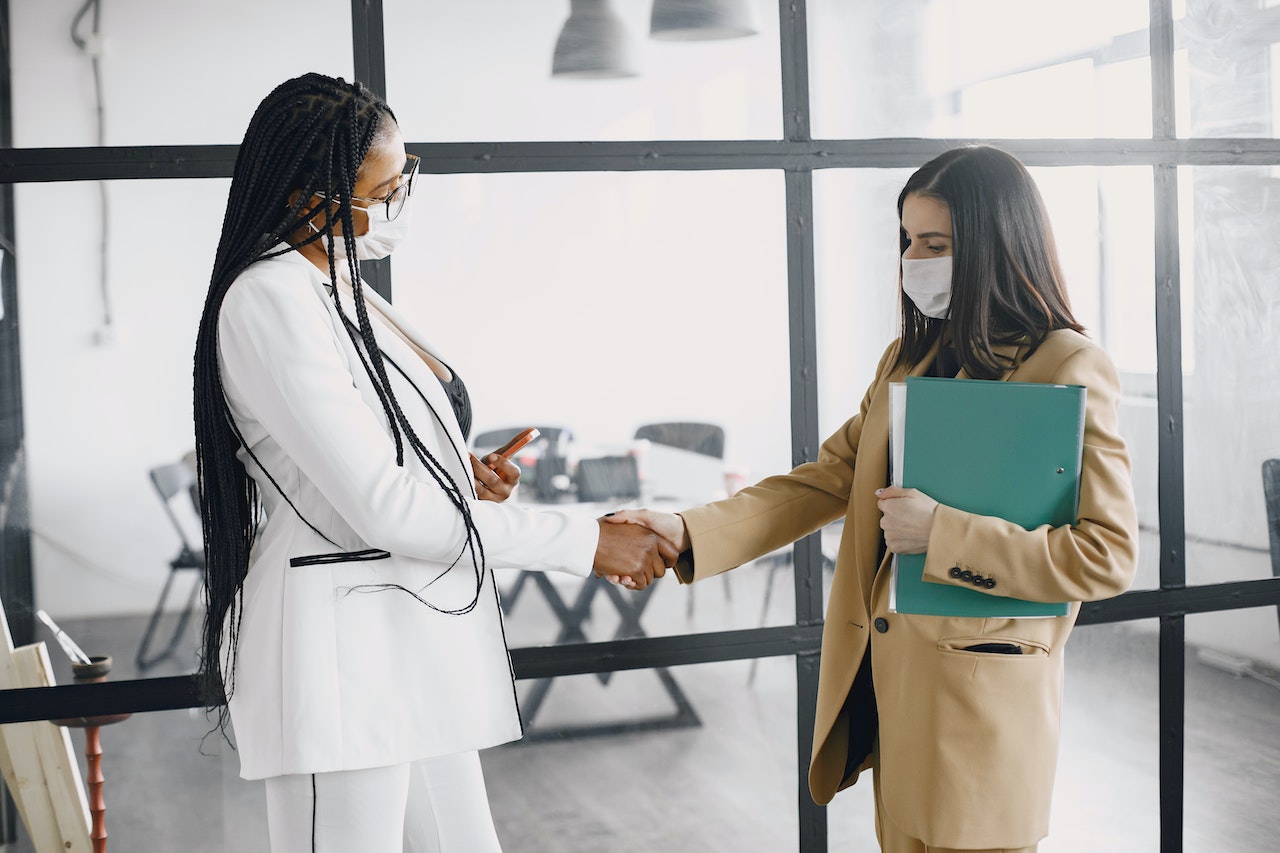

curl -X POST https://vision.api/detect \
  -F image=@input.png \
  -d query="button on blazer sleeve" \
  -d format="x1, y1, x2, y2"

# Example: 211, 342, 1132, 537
921, 342, 1138, 602
217, 271, 598, 575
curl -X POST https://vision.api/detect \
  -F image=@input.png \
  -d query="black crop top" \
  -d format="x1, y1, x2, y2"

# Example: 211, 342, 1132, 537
437, 366, 472, 442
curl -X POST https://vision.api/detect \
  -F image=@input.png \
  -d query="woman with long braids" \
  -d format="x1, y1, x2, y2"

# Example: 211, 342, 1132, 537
194, 73, 673, 851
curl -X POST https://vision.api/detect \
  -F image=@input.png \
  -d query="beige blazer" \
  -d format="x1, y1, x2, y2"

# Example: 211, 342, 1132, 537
677, 329, 1137, 849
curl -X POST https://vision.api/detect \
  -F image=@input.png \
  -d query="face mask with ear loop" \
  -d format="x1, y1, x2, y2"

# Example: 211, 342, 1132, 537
305, 195, 414, 261
900, 255, 953, 319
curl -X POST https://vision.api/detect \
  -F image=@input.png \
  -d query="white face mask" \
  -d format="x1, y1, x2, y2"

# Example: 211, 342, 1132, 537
901, 255, 953, 319
309, 196, 413, 261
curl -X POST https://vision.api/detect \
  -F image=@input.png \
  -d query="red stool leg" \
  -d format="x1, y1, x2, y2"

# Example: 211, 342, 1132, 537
85, 726, 107, 852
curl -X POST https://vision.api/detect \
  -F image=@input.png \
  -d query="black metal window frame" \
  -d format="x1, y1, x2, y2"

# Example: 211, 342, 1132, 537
1, 2, 1279, 851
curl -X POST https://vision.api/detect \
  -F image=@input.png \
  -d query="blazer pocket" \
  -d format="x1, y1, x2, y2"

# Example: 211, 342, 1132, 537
288, 548, 391, 568
938, 636, 1050, 657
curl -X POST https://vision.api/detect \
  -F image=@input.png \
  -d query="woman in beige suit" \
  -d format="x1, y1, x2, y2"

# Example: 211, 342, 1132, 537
608, 145, 1138, 852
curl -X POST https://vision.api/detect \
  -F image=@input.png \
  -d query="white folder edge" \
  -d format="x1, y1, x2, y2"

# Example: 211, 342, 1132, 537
888, 382, 906, 614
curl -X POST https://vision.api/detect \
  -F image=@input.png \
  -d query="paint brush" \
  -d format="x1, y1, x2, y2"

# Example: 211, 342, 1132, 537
36, 609, 93, 666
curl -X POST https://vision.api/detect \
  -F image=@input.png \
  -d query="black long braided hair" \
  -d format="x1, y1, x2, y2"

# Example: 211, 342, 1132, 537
193, 73, 484, 731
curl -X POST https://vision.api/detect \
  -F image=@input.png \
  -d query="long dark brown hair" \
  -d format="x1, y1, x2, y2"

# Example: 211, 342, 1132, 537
893, 145, 1084, 379
193, 74, 483, 732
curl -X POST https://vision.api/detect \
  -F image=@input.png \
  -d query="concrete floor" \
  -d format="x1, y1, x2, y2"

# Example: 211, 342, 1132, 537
2, 563, 1277, 852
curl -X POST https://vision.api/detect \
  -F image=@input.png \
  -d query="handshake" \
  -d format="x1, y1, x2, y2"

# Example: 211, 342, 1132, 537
591, 509, 689, 591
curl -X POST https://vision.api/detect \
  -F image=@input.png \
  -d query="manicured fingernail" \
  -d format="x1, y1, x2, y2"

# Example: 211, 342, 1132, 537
604, 512, 616, 517
874, 488, 884, 495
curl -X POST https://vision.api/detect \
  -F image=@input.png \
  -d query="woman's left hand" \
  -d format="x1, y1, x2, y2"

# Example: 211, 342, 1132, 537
877, 486, 939, 554
471, 453, 520, 503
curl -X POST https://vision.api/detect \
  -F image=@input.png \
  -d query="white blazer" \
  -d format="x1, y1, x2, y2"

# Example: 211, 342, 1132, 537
216, 248, 599, 780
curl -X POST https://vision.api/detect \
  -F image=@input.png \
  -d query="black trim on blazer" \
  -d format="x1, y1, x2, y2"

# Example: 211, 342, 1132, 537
288, 548, 391, 568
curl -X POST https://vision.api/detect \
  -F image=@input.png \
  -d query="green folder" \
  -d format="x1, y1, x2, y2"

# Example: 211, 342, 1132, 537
892, 376, 1084, 618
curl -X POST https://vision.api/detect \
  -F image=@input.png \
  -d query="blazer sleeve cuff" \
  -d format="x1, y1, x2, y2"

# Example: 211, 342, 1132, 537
921, 503, 975, 584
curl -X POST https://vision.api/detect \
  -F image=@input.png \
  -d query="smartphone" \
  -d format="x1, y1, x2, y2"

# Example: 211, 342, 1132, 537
492, 427, 541, 460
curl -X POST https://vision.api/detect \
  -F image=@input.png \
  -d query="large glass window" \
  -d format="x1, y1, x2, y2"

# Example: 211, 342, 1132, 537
1032, 165, 1162, 592
1179, 166, 1280, 593
486, 660, 799, 849
9, 0, 354, 147
1048, 621, 1162, 849
1183, 611, 1280, 850
1176, 0, 1280, 137
384, 0, 782, 141
2, 2, 1279, 852
813, 169, 911, 441
14, 179, 224, 672
2, 702, 260, 853
808, 0, 1152, 139
392, 170, 797, 639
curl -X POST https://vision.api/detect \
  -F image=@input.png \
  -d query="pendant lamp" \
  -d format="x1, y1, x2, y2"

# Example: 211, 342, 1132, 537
552, 0, 639, 79
650, 0, 757, 41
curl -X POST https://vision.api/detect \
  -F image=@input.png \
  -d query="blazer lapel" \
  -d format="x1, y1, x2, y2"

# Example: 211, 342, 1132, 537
361, 286, 446, 368
313, 274, 471, 472
955, 340, 1027, 381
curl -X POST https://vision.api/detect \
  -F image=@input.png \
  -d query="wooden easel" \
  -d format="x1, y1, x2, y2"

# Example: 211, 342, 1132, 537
0, 597, 92, 853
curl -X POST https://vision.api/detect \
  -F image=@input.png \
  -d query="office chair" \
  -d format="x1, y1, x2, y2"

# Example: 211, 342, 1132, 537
632, 422, 728, 620
135, 458, 205, 670
575, 455, 641, 503
634, 422, 724, 459
1264, 459, 1280, 642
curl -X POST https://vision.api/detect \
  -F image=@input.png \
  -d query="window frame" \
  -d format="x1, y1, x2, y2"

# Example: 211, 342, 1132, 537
0, 2, 1278, 850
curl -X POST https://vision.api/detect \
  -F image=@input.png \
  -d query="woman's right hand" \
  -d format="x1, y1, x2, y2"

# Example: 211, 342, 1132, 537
593, 519, 678, 590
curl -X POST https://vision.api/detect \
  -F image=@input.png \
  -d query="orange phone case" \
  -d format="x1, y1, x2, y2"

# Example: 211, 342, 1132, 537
492, 427, 540, 459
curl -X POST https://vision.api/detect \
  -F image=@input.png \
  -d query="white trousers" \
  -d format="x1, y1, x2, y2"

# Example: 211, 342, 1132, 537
263, 751, 503, 853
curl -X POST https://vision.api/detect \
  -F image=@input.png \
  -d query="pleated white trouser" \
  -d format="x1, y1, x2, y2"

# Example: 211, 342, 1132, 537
263, 750, 503, 853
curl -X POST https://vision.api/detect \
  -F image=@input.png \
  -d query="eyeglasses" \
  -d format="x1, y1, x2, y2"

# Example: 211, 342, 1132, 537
319, 153, 419, 221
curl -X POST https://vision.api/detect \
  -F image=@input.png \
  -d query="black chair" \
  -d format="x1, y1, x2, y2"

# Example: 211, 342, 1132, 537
1264, 459, 1280, 641
531, 427, 574, 503
135, 458, 205, 670
575, 455, 641, 503
632, 422, 728, 620
634, 422, 724, 459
